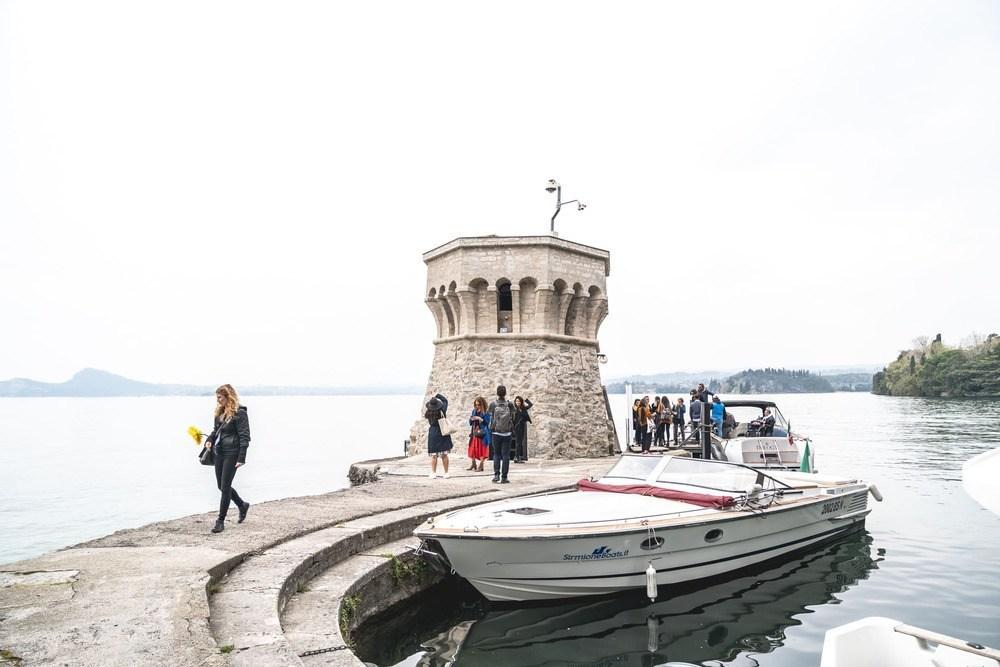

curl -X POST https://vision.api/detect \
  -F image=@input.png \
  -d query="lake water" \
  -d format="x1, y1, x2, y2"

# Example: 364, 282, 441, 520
352, 392, 1000, 667
2, 393, 999, 666
0, 395, 412, 564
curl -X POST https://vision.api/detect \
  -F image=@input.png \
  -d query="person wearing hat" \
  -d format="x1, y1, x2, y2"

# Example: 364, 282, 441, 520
424, 393, 453, 478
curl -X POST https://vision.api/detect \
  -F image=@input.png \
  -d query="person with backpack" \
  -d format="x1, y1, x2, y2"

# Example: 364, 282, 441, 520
488, 385, 515, 483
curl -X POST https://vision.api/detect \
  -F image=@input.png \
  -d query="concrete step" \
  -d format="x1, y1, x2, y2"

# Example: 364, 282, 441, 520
282, 537, 426, 666
209, 494, 497, 666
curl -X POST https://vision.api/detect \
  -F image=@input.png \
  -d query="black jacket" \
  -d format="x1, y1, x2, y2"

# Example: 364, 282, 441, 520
513, 399, 533, 429
209, 405, 251, 463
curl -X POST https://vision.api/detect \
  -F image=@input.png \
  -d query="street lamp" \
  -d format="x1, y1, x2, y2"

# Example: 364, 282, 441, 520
546, 179, 586, 234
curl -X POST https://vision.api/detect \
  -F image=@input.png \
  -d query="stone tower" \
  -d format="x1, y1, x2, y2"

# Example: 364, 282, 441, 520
411, 235, 615, 459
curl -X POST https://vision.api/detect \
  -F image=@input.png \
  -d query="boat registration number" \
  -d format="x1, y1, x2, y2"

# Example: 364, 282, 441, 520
821, 499, 845, 515
756, 442, 778, 451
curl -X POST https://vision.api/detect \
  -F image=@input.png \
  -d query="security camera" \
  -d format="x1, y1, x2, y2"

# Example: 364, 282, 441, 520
577, 203, 587, 211
545, 179, 559, 193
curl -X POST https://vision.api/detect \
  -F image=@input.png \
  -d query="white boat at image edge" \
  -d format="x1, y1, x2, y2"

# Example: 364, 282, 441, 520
819, 446, 1000, 667
821, 617, 1000, 667
414, 454, 882, 601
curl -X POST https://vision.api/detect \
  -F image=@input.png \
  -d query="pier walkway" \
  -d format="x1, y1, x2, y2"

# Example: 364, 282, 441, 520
0, 456, 615, 666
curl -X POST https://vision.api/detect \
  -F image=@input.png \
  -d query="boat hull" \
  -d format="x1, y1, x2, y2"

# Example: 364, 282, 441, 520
420, 489, 869, 601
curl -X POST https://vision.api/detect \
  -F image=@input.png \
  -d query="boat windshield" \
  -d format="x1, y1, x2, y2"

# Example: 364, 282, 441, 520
604, 455, 661, 481
656, 457, 792, 494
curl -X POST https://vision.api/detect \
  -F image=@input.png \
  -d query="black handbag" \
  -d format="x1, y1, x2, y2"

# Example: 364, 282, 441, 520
199, 446, 214, 466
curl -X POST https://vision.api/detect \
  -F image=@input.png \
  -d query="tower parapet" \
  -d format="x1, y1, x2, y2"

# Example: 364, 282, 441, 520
412, 235, 614, 459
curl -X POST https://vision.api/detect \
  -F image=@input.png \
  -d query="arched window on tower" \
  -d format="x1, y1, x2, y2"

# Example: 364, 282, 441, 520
497, 282, 513, 333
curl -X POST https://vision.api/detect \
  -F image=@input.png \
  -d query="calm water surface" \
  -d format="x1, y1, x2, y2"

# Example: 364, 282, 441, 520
0, 395, 411, 563
354, 392, 1000, 667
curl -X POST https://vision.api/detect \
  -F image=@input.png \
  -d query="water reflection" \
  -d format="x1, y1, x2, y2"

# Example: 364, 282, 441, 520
360, 532, 880, 667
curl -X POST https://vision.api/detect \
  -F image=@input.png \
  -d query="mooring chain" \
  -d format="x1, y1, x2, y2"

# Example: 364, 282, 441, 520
299, 645, 350, 657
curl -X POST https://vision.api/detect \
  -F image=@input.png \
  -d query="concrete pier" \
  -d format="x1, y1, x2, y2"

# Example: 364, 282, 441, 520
0, 456, 615, 666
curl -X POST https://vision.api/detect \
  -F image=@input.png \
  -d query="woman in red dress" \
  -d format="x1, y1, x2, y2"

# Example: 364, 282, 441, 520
467, 396, 491, 472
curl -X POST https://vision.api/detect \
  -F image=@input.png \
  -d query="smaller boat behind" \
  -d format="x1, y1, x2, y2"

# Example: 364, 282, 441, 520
630, 399, 817, 471
712, 400, 815, 471
821, 617, 1000, 667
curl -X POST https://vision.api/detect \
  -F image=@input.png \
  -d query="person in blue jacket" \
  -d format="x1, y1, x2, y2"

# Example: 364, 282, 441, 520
710, 395, 726, 438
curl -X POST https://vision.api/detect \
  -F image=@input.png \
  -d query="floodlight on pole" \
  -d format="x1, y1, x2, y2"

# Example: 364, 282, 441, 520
546, 179, 586, 234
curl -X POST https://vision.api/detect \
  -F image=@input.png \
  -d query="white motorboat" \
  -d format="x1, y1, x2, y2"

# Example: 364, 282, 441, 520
630, 399, 817, 471
712, 399, 815, 471
821, 617, 1000, 667
433, 535, 876, 666
414, 454, 881, 601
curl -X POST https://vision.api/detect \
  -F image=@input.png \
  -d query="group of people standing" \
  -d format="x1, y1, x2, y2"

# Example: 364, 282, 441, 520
632, 383, 728, 453
424, 385, 534, 484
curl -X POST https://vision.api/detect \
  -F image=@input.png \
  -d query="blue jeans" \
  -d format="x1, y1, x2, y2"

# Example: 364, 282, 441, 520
713, 419, 723, 437
492, 433, 512, 479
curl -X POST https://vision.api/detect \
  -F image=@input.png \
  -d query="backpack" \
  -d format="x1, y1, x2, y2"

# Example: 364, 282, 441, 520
491, 400, 514, 433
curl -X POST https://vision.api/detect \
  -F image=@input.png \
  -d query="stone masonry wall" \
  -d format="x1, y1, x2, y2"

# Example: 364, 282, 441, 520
409, 337, 616, 459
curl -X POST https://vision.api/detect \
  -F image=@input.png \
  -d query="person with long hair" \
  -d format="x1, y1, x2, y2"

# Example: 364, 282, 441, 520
653, 396, 666, 448
204, 384, 251, 533
467, 396, 491, 472
632, 399, 641, 447
512, 395, 533, 463
638, 396, 653, 454
673, 397, 687, 447
425, 393, 453, 479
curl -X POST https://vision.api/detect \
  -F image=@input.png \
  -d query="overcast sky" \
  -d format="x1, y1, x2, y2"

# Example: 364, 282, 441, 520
2, 1, 998, 387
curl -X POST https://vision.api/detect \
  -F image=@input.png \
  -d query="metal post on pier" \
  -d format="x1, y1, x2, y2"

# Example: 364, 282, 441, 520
701, 396, 712, 460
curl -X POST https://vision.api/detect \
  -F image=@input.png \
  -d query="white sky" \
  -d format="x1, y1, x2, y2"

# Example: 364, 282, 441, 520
1, 1, 998, 387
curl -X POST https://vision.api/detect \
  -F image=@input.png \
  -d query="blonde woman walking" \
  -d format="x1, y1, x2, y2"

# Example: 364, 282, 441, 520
204, 384, 251, 533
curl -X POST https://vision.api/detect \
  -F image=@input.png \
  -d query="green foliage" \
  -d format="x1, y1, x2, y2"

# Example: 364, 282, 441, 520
0, 648, 24, 665
388, 555, 427, 587
219, 645, 235, 654
873, 335, 1000, 397
340, 594, 360, 638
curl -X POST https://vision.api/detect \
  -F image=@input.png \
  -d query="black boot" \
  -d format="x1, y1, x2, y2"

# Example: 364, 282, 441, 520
211, 519, 224, 533
238, 502, 250, 524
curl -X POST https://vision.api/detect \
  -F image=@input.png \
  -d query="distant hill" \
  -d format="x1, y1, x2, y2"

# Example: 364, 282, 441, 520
607, 367, 874, 394
819, 372, 873, 392
722, 368, 834, 394
606, 371, 734, 394
0, 368, 422, 397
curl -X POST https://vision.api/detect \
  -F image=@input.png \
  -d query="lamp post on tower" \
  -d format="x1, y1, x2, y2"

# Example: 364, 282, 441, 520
545, 179, 586, 235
